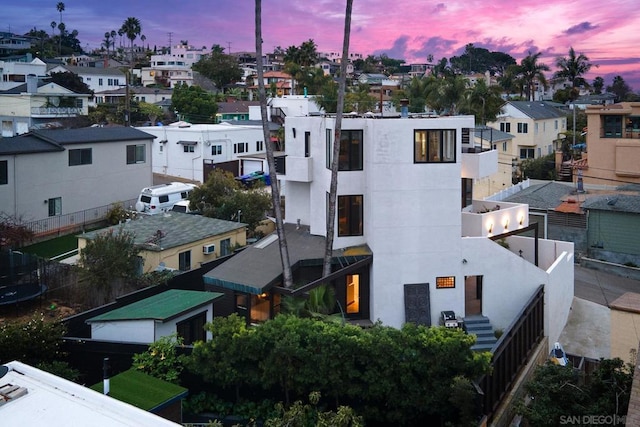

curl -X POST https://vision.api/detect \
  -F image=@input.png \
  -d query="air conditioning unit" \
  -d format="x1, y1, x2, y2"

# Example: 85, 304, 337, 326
203, 243, 215, 255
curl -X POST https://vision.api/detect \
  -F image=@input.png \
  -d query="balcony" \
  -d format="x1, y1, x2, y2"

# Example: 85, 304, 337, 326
461, 147, 498, 180
31, 107, 82, 117
461, 200, 529, 238
281, 156, 313, 182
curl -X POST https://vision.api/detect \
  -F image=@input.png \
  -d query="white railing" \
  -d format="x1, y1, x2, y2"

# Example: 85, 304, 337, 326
31, 107, 82, 116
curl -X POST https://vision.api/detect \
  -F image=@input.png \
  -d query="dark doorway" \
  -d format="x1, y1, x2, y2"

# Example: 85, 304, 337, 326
465, 275, 482, 316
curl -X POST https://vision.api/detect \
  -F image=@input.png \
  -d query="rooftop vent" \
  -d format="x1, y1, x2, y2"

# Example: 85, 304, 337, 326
0, 383, 29, 407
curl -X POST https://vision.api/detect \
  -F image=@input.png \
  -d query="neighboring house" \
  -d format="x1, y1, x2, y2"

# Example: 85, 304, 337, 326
573, 93, 617, 110
0, 56, 43, 91
150, 44, 206, 69
140, 64, 193, 89
48, 64, 126, 101
0, 75, 90, 136
0, 360, 180, 426
137, 122, 269, 182
216, 100, 260, 122
473, 126, 515, 198
583, 102, 640, 187
85, 289, 223, 344
0, 127, 154, 223
582, 193, 640, 264
77, 212, 247, 273
204, 113, 574, 350
486, 101, 567, 164
252, 71, 294, 96
0, 32, 32, 56
503, 181, 588, 253
95, 86, 172, 107
609, 292, 640, 361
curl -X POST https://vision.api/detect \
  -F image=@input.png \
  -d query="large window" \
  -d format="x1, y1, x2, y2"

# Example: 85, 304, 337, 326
436, 276, 455, 289
603, 115, 623, 137
517, 123, 529, 134
183, 145, 195, 153
220, 238, 232, 256
48, 197, 61, 217
126, 144, 145, 164
178, 250, 191, 271
68, 148, 92, 166
500, 122, 511, 133
339, 130, 363, 171
414, 129, 456, 163
338, 195, 363, 236
520, 148, 535, 159
234, 143, 248, 154
0, 160, 7, 185
326, 129, 333, 169
176, 312, 207, 344
211, 145, 222, 155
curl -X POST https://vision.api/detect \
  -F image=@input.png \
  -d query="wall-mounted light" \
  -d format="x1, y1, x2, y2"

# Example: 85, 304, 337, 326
519, 215, 524, 226
44, 199, 48, 204
504, 219, 509, 230
487, 223, 493, 234
462, 259, 468, 264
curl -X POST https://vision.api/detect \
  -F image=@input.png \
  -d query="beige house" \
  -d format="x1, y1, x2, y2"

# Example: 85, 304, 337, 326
78, 212, 247, 273
486, 101, 567, 166
610, 292, 640, 362
473, 126, 515, 198
584, 102, 640, 187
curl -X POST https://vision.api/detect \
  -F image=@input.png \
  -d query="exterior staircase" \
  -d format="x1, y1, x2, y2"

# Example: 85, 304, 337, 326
463, 315, 498, 352
558, 162, 573, 182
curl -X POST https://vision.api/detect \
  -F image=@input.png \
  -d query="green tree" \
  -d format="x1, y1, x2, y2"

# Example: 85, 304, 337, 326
171, 82, 218, 123
345, 83, 376, 113
192, 48, 242, 90
553, 47, 595, 96
462, 79, 505, 125
284, 39, 319, 67
593, 76, 605, 94
56, 2, 65, 54
132, 334, 186, 383
518, 358, 633, 425
137, 101, 163, 124
189, 168, 241, 215
78, 227, 141, 305
519, 52, 550, 101
266, 392, 363, 427
0, 315, 66, 366
391, 76, 428, 113
425, 74, 468, 115
120, 16, 142, 65
48, 71, 93, 94
0, 212, 34, 249
520, 153, 557, 180
606, 75, 633, 101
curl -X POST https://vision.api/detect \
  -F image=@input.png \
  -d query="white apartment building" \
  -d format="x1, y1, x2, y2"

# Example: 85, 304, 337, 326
0, 57, 47, 91
137, 122, 268, 183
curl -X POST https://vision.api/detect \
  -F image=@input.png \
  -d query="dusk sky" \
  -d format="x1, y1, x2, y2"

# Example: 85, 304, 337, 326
4, 0, 640, 90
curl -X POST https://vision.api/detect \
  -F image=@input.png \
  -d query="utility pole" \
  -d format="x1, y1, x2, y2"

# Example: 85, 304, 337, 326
227, 41, 232, 53
124, 69, 130, 126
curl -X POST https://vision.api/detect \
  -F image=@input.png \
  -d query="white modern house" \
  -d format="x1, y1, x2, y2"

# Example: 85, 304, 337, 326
0, 127, 154, 223
0, 56, 46, 91
47, 64, 126, 95
204, 112, 574, 350
137, 122, 268, 183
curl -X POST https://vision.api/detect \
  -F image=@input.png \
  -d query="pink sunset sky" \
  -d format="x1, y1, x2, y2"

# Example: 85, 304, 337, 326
4, 0, 640, 91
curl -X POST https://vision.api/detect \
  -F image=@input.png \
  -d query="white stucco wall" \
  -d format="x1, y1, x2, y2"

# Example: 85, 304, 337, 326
138, 124, 267, 182
91, 319, 155, 343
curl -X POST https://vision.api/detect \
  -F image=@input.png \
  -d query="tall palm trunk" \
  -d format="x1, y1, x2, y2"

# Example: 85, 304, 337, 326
323, 0, 353, 279
255, 0, 293, 288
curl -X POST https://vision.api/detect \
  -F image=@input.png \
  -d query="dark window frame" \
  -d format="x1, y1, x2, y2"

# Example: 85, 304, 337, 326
338, 194, 363, 237
338, 130, 363, 171
176, 311, 207, 344
178, 250, 191, 271
126, 144, 146, 164
414, 129, 456, 163
0, 160, 7, 185
68, 148, 92, 166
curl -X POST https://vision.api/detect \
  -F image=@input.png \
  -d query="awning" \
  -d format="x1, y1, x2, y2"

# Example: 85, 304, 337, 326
177, 140, 197, 146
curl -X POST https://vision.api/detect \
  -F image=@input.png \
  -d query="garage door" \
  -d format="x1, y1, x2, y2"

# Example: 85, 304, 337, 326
242, 159, 264, 175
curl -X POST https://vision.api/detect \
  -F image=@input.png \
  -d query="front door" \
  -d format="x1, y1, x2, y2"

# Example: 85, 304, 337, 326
465, 275, 482, 316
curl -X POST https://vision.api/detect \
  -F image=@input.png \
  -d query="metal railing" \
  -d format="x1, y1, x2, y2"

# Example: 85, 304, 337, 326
478, 285, 545, 422
23, 198, 138, 238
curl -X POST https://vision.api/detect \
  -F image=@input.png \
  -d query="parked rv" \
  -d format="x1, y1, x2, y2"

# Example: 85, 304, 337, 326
135, 182, 197, 215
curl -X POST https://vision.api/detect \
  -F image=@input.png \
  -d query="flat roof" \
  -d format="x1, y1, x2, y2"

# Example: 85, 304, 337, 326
0, 361, 180, 426
86, 289, 222, 323
90, 369, 187, 412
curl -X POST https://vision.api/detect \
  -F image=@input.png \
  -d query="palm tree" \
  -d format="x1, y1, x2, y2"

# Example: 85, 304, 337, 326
519, 52, 550, 101
323, 0, 353, 280
553, 47, 595, 100
103, 32, 111, 55
255, 0, 292, 288
57, 22, 66, 55
463, 79, 505, 125
120, 17, 142, 65
50, 21, 56, 39
56, 2, 65, 55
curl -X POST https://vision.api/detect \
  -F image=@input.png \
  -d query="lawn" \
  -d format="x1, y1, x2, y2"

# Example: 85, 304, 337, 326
21, 233, 79, 259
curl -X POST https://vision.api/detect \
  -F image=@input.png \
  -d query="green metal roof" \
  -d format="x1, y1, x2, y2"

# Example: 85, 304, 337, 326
86, 289, 223, 323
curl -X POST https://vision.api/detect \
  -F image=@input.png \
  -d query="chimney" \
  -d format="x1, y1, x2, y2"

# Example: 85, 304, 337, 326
26, 74, 38, 94
103, 357, 110, 395
400, 98, 409, 118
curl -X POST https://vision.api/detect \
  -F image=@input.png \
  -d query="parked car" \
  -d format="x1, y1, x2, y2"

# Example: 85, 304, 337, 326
235, 171, 271, 187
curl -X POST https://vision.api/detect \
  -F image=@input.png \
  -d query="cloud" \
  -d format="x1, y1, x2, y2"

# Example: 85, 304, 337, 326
563, 21, 599, 36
